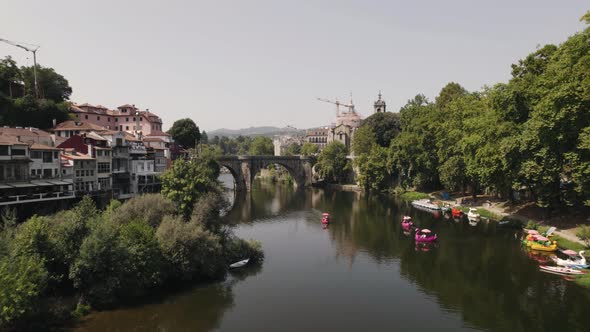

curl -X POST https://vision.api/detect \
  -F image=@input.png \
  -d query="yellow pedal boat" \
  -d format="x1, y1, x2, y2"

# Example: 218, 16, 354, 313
530, 241, 558, 252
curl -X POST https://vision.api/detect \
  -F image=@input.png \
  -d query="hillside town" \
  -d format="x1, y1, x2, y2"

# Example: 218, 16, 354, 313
0, 103, 187, 207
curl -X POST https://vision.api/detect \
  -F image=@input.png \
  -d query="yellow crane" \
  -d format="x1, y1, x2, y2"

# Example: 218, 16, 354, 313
0, 38, 40, 98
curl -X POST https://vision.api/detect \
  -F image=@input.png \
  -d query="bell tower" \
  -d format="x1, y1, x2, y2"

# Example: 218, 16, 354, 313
374, 91, 386, 113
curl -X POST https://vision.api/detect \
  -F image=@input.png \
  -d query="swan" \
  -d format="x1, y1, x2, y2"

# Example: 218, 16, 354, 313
553, 251, 587, 267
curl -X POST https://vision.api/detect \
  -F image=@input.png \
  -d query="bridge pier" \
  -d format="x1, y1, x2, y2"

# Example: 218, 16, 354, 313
217, 155, 314, 192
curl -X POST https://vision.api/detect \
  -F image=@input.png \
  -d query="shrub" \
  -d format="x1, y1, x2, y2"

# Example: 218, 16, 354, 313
576, 225, 590, 248
0, 254, 48, 326
156, 216, 224, 281
111, 194, 175, 227
223, 237, 264, 265
525, 220, 539, 230
118, 220, 164, 296
190, 190, 229, 231
69, 221, 128, 307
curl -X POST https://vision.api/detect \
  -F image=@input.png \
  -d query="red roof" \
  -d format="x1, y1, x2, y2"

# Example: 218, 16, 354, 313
52, 121, 107, 132
30, 143, 59, 151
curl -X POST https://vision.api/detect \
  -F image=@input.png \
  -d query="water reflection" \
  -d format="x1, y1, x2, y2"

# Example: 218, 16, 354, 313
77, 177, 590, 332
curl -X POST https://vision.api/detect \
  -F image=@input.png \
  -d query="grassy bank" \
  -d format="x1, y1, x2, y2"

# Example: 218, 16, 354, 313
456, 206, 502, 221
399, 191, 431, 201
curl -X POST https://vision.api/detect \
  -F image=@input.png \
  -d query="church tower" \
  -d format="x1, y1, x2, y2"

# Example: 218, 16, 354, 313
374, 91, 386, 113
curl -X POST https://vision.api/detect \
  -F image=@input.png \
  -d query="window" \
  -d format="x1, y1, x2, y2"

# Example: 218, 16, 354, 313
76, 170, 80, 177
97, 116, 101, 120
43, 169, 52, 178
116, 138, 123, 146
90, 170, 94, 176
126, 126, 129, 130
54, 169, 58, 176
140, 117, 143, 121
115, 118, 119, 122
31, 169, 36, 176
108, 117, 111, 122
11, 148, 25, 156
126, 118, 129, 122
43, 151, 53, 163
85, 115, 88, 119
133, 117, 136, 121
76, 114, 79, 118
54, 152, 58, 159
31, 151, 42, 159
98, 162, 110, 174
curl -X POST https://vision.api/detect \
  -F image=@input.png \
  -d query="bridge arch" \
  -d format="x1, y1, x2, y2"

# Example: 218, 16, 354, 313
216, 156, 314, 192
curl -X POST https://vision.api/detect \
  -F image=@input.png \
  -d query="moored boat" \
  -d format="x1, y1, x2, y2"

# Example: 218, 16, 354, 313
451, 206, 463, 218
411, 199, 441, 211
401, 216, 413, 231
531, 240, 558, 252
322, 213, 330, 224
229, 258, 250, 269
553, 250, 587, 268
539, 265, 586, 275
415, 228, 437, 243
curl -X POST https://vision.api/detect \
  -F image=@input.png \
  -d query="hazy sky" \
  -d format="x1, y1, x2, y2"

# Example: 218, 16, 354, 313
1, 1, 588, 132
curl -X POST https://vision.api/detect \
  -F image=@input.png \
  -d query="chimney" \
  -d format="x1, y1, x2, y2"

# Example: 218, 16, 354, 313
52, 119, 57, 127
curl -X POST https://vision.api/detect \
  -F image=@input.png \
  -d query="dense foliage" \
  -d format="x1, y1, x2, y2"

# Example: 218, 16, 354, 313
0, 57, 72, 129
168, 118, 201, 149
209, 135, 274, 155
300, 142, 319, 156
316, 141, 350, 183
350, 12, 590, 210
0, 191, 263, 329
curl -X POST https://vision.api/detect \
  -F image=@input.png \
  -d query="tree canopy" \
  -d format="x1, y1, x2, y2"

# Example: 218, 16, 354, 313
168, 118, 201, 149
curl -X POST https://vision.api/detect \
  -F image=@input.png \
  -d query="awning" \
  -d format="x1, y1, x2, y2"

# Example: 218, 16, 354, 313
46, 180, 71, 185
0, 184, 12, 189
8, 182, 36, 188
30, 180, 55, 186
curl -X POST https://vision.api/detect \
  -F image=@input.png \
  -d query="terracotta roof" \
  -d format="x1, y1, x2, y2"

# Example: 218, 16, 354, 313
124, 133, 141, 142
29, 143, 59, 150
146, 130, 170, 137
52, 121, 107, 132
0, 127, 52, 137
84, 132, 107, 141
0, 136, 22, 145
117, 104, 137, 109
61, 153, 94, 160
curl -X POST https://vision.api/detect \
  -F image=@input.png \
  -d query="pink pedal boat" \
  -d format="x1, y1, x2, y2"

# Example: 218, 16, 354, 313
415, 228, 437, 243
401, 216, 413, 231
321, 213, 330, 224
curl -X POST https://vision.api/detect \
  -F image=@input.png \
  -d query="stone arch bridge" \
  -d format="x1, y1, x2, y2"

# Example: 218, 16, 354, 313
217, 156, 314, 192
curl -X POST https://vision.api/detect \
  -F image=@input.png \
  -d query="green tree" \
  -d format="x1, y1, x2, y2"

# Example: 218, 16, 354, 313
0, 254, 47, 326
300, 142, 319, 156
161, 156, 220, 218
69, 221, 128, 306
156, 216, 224, 281
21, 65, 72, 102
357, 146, 390, 192
360, 112, 401, 147
0, 56, 23, 98
435, 82, 467, 110
168, 118, 201, 149
201, 130, 209, 144
284, 142, 301, 156
317, 141, 349, 183
352, 126, 376, 156
249, 136, 274, 155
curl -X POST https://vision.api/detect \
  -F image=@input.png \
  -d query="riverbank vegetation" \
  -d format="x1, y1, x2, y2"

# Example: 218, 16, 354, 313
350, 12, 590, 217
0, 153, 263, 330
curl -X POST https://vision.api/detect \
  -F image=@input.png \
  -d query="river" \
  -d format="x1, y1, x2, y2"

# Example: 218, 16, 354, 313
75, 174, 590, 331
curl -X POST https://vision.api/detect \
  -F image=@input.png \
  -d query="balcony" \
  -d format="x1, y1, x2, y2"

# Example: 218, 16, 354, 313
0, 191, 76, 206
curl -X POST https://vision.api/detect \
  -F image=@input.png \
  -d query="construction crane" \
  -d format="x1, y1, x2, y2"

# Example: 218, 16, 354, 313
316, 97, 355, 116
0, 38, 40, 99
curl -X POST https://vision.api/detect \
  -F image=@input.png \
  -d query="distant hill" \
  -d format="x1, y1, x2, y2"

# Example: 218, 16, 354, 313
208, 126, 305, 137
